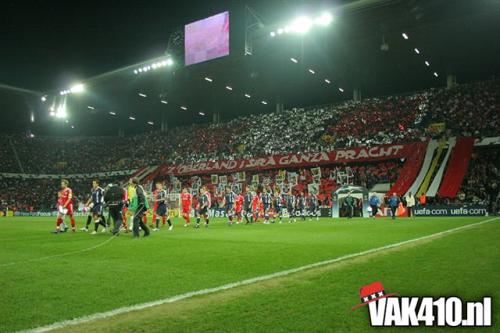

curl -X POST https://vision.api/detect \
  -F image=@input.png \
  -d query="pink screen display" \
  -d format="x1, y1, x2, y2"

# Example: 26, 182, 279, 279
185, 11, 230, 66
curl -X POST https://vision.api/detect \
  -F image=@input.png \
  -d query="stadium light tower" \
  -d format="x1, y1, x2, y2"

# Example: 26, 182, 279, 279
270, 11, 334, 37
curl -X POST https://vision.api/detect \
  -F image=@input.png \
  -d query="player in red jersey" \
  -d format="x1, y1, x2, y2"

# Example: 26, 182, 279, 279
54, 179, 76, 233
180, 188, 193, 227
234, 191, 244, 224
121, 187, 129, 231
251, 191, 260, 222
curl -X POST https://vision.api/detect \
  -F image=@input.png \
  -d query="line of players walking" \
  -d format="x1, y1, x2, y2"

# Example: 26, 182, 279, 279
53, 178, 321, 238
191, 185, 321, 227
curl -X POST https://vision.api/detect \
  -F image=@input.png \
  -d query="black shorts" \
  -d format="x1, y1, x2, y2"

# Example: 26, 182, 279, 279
225, 203, 234, 214
92, 204, 103, 215
263, 203, 270, 214
156, 204, 167, 216
199, 207, 209, 216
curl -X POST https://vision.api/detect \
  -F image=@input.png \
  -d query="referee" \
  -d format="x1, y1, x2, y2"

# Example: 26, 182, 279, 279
129, 177, 150, 238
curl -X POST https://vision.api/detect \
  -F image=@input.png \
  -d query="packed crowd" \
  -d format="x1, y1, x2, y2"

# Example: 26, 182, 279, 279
456, 148, 499, 211
0, 80, 498, 175
0, 176, 125, 212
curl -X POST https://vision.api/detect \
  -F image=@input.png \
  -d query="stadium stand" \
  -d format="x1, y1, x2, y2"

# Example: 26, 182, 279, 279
1, 80, 499, 211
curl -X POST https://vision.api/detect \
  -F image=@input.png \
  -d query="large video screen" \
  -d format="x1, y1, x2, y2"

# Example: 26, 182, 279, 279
185, 11, 230, 66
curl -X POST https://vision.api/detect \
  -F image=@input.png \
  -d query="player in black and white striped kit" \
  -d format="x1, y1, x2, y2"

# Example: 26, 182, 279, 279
243, 187, 254, 224
89, 180, 106, 234
307, 193, 319, 221
297, 191, 306, 221
286, 190, 297, 223
196, 186, 211, 228
272, 190, 283, 224
261, 188, 272, 224
221, 186, 236, 226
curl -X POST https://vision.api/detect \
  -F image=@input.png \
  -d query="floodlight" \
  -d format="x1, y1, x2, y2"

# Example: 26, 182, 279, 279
205, 77, 213, 82
166, 58, 174, 66
49, 111, 55, 116
70, 83, 85, 93
139, 93, 147, 97
277, 28, 284, 35
87, 106, 95, 110
199, 112, 205, 116
315, 12, 333, 26
270, 31, 276, 37
71, 125, 75, 129
147, 121, 154, 125
180, 106, 188, 110
161, 100, 168, 104
402, 33, 409, 40
308, 69, 315, 74
138, 68, 143, 73
425, 60, 430, 66
226, 86, 233, 91
244, 93, 251, 98
414, 48, 420, 54
56, 106, 67, 119
109, 112, 116, 116
324, 79, 331, 84
134, 70, 138, 74
338, 88, 344, 92
433, 72, 438, 77
152, 64, 157, 69
41, 96, 47, 102
261, 101, 268, 105
290, 16, 313, 34
290, 58, 298, 63
129, 116, 136, 120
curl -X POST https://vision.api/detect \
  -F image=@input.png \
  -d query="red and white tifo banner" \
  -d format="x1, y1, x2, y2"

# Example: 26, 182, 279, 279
161, 142, 425, 176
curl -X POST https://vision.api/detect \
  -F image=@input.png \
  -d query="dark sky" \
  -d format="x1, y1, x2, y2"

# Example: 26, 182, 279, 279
1, 0, 334, 91
1, 0, 231, 90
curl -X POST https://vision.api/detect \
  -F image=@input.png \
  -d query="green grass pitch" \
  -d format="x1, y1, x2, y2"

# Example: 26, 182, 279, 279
0, 216, 498, 332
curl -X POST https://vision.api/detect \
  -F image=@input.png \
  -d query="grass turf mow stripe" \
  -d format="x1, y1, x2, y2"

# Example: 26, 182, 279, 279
19, 217, 499, 333
0, 236, 116, 268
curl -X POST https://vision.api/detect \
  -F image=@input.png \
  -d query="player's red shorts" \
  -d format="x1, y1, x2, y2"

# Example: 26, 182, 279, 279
182, 205, 190, 214
62, 204, 74, 216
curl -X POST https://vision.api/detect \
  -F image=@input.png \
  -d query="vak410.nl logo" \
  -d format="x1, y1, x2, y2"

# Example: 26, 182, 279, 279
352, 282, 492, 327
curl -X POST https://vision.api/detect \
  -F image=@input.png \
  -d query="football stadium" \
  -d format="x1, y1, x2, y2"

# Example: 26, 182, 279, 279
0, 0, 499, 332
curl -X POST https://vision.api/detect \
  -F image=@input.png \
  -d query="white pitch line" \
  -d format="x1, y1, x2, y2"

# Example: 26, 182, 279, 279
19, 217, 499, 333
0, 236, 115, 268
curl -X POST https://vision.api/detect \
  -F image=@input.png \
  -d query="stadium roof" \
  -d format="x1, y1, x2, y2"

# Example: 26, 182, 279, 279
1, 0, 499, 136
